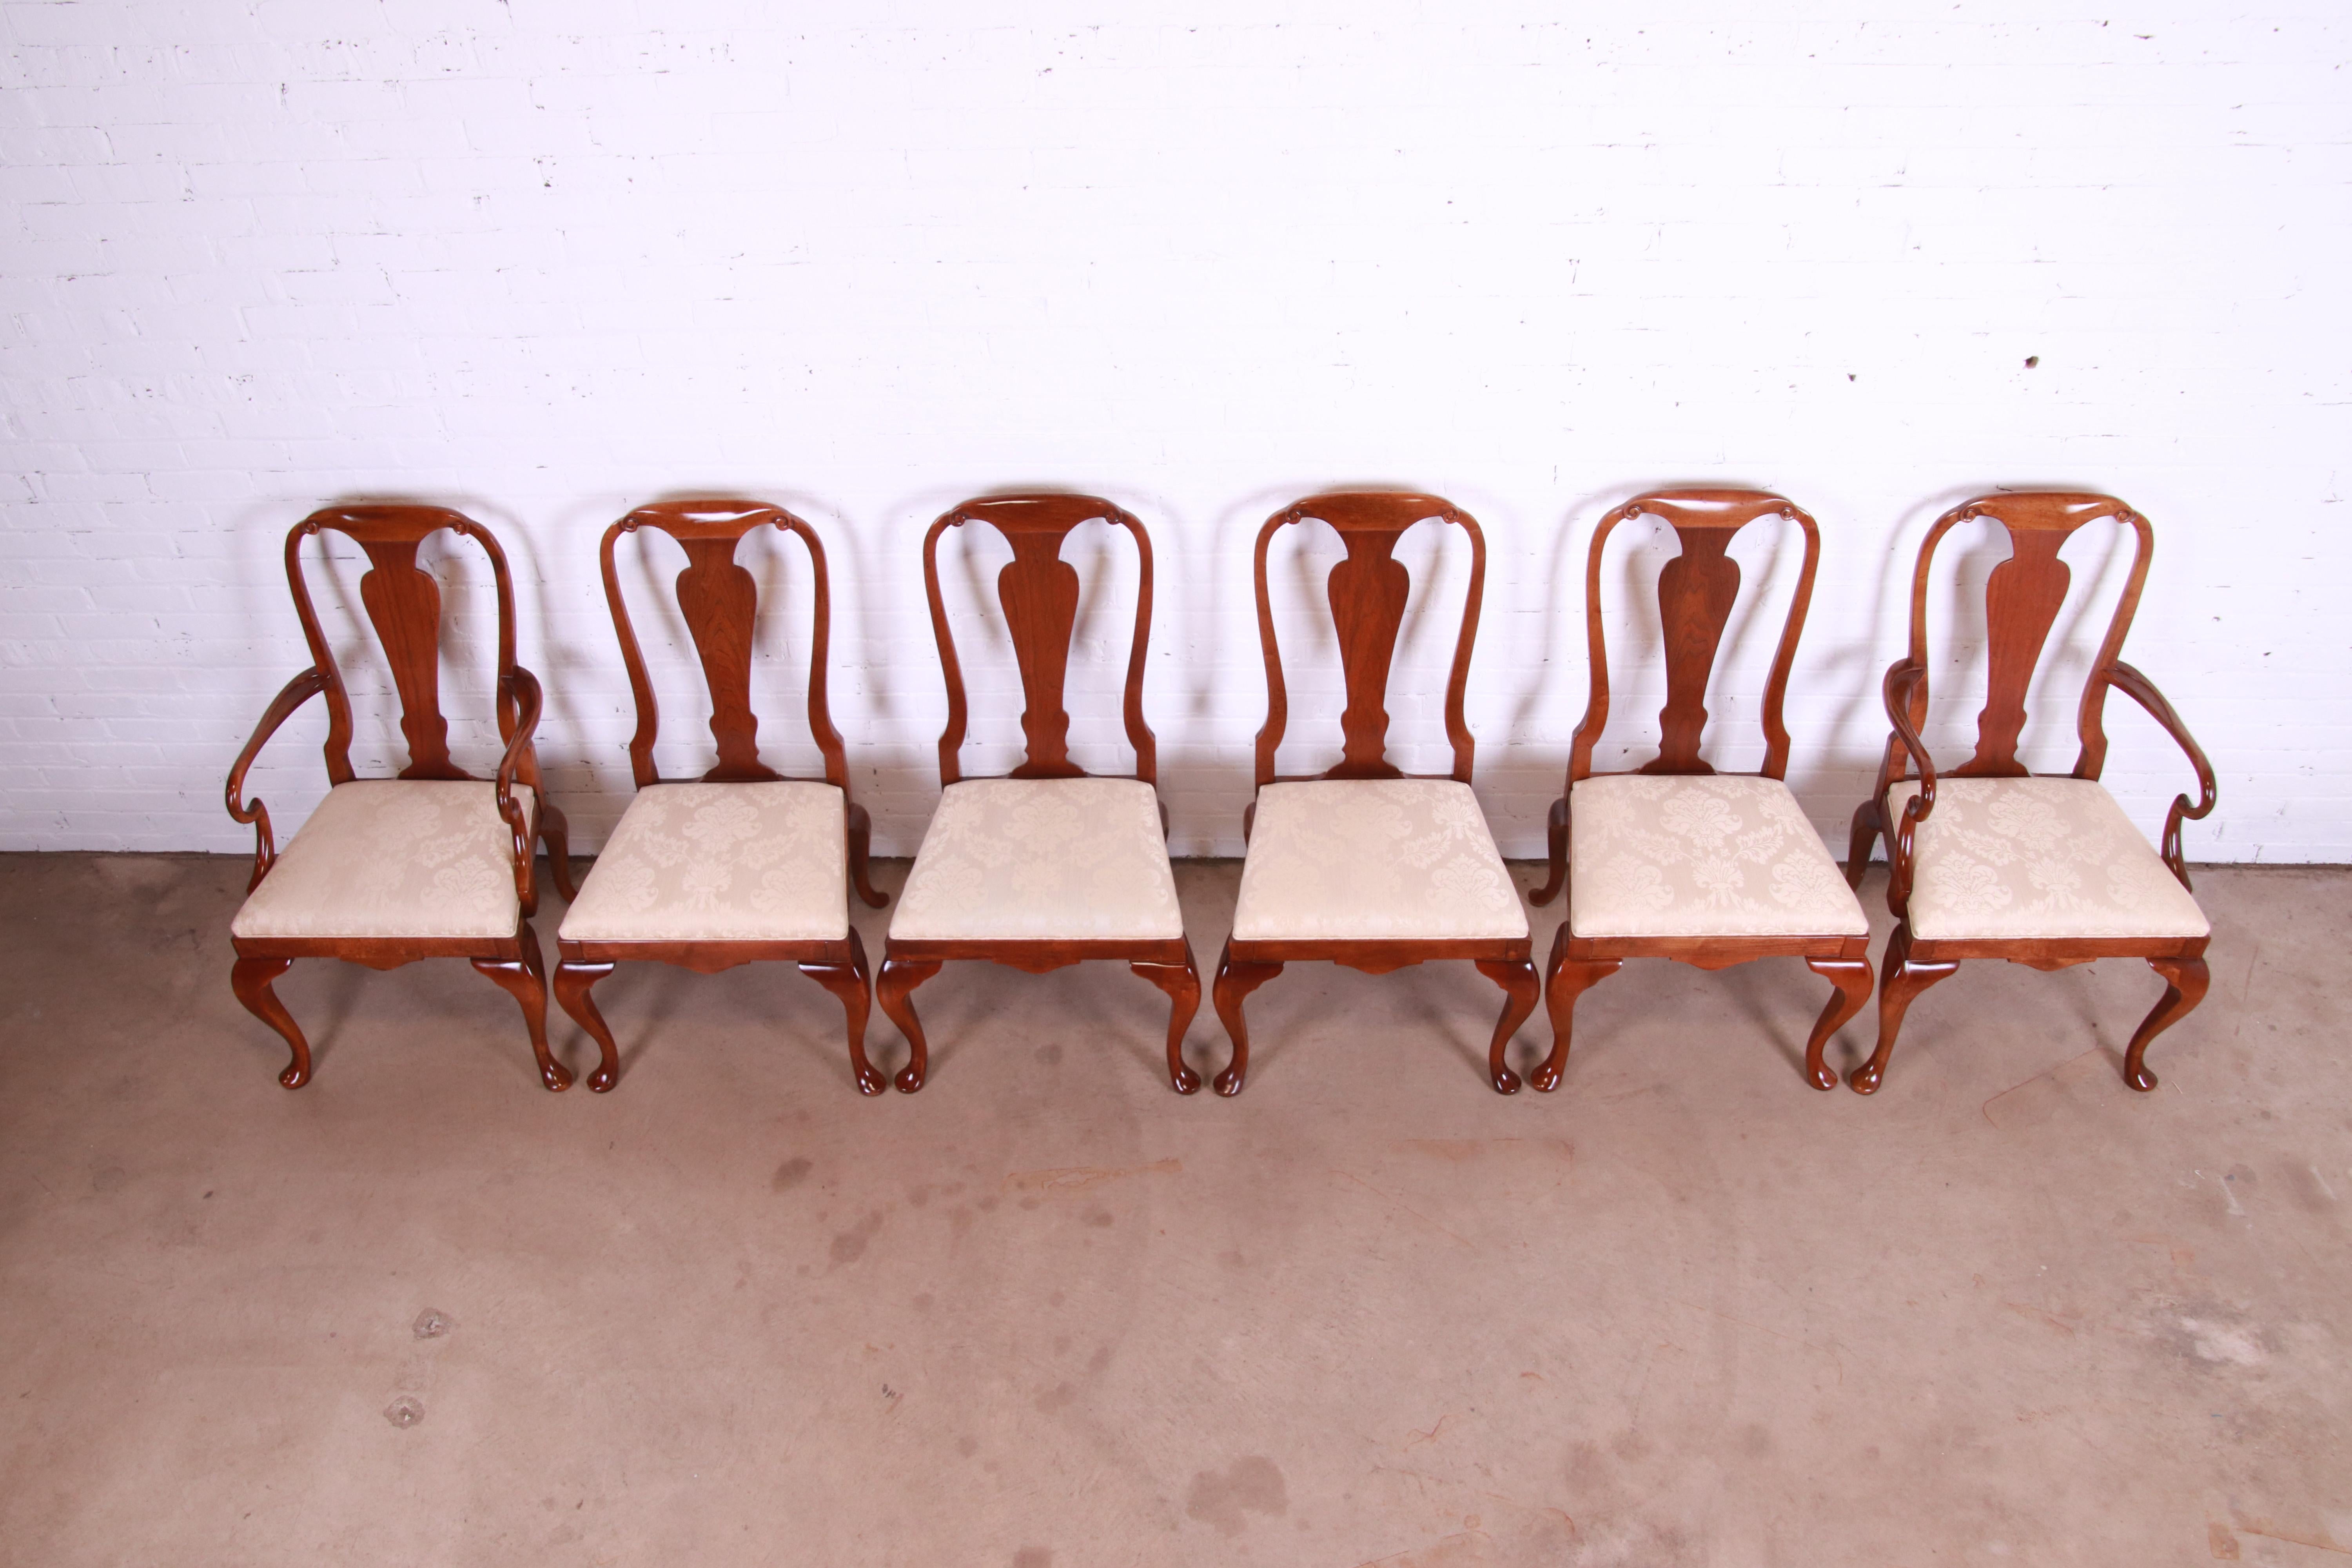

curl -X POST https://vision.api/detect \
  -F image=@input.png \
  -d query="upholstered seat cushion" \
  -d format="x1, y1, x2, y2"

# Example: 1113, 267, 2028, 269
1231, 779, 1528, 943
558, 781, 848, 944
889, 777, 1183, 942
231, 779, 532, 941
1887, 777, 2208, 942
1568, 774, 1867, 940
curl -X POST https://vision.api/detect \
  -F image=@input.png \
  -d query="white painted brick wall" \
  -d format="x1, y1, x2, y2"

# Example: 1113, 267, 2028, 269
4, 0, 2347, 861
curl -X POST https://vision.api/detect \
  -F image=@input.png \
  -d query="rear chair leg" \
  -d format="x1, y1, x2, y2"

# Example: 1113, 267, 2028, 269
1131, 943, 1204, 1094
231, 955, 309, 1089
554, 959, 620, 1091
1801, 956, 1874, 1091
1844, 798, 1883, 891
475, 937, 569, 1091
1209, 941, 1282, 1096
538, 801, 580, 902
1532, 925, 1619, 1092
803, 929, 886, 1096
2124, 955, 2210, 1092
878, 954, 943, 1093
1475, 956, 1541, 1094
1851, 925, 1955, 1094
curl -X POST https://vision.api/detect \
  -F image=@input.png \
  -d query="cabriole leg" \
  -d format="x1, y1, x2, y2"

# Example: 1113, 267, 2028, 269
554, 958, 620, 1092
1801, 956, 1875, 1091
475, 940, 570, 1091
1209, 942, 1282, 1096
878, 954, 943, 1093
2124, 955, 2210, 1092
231, 955, 310, 1089
804, 929, 886, 1096
1475, 956, 1541, 1094
1131, 943, 1204, 1094
1850, 926, 1955, 1095
1532, 925, 1619, 1093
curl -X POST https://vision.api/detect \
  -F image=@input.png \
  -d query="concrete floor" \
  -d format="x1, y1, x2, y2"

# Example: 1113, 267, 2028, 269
0, 854, 2347, 1566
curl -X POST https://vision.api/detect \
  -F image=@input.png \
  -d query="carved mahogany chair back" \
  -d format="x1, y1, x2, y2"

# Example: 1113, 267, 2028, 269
1570, 488, 1821, 784
922, 493, 1159, 786
1889, 491, 2155, 785
285, 503, 535, 791
1250, 491, 1487, 786
601, 499, 851, 791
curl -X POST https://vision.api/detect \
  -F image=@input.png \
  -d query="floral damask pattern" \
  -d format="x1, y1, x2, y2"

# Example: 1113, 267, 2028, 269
1568, 775, 1866, 939
1888, 777, 2209, 941
559, 781, 847, 943
232, 779, 531, 940
1231, 779, 1527, 942
890, 777, 1183, 941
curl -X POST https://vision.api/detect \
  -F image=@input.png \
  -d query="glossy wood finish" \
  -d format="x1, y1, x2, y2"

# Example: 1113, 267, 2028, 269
1216, 491, 1539, 1095
554, 500, 886, 1095
1524, 489, 1868, 1091
882, 494, 1200, 1093
1845, 492, 2217, 1093
224, 506, 569, 1090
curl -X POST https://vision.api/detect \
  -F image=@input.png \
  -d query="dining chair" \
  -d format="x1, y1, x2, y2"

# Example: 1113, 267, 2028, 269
878, 493, 1200, 1093
1212, 491, 1538, 1095
1525, 488, 1871, 1091
1844, 491, 2216, 1092
552, 501, 890, 1093
225, 505, 576, 1089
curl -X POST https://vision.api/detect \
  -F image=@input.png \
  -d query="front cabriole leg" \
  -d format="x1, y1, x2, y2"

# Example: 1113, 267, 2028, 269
231, 955, 310, 1088
2124, 954, 2210, 1092
1474, 956, 1541, 1094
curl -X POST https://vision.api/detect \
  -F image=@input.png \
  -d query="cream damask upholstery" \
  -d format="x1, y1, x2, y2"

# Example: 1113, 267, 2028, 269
1568, 775, 1867, 940
231, 779, 532, 940
1232, 779, 1528, 942
1888, 777, 2209, 942
559, 781, 848, 944
889, 777, 1183, 942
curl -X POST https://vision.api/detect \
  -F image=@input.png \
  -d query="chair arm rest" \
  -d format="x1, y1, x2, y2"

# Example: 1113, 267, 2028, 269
1881, 661, 1938, 916
223, 668, 329, 892
494, 667, 546, 894
2106, 661, 2217, 889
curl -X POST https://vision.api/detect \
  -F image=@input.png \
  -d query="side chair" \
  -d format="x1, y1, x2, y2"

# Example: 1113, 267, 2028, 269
552, 501, 890, 1094
1845, 491, 2217, 1093
224, 505, 577, 1090
1212, 491, 1539, 1096
878, 493, 1201, 1094
1525, 488, 1872, 1091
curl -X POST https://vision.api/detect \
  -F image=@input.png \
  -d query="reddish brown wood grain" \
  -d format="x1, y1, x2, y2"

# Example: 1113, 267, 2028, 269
225, 505, 572, 1091
885, 493, 1199, 1094
1845, 491, 2216, 1094
557, 499, 887, 1095
1218, 491, 1537, 1096
1527, 488, 1865, 1092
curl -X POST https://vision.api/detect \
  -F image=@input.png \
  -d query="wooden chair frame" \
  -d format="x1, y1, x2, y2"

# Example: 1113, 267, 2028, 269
877, 493, 1202, 1094
552, 500, 890, 1094
1844, 492, 2217, 1093
1211, 491, 1540, 1096
224, 505, 577, 1090
1524, 488, 1871, 1091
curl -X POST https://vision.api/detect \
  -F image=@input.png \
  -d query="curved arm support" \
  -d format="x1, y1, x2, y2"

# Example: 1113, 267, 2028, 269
2105, 661, 2217, 889
225, 668, 330, 892
1757, 503, 1822, 780
1115, 512, 1159, 784
1440, 509, 1486, 783
1882, 660, 1937, 916
495, 666, 546, 901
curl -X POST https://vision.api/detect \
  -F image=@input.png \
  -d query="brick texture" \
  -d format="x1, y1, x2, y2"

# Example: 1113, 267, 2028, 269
4, 1, 2347, 860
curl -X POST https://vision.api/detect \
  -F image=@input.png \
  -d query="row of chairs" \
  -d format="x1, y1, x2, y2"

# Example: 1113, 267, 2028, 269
224, 488, 2216, 1100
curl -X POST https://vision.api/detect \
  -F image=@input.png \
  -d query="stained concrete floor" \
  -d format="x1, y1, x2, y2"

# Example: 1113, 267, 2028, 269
0, 854, 2347, 1566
